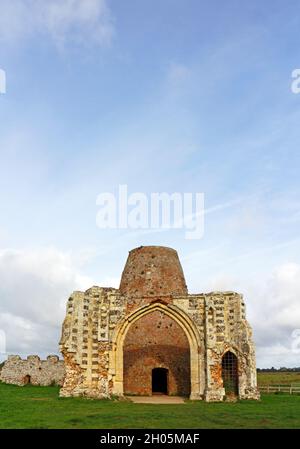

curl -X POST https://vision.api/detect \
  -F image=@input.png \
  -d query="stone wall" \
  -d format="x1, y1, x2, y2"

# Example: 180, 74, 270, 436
0, 355, 65, 386
59, 287, 125, 398
59, 245, 260, 402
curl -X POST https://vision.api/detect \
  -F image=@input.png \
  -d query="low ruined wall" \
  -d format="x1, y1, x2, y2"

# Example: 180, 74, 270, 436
0, 355, 65, 386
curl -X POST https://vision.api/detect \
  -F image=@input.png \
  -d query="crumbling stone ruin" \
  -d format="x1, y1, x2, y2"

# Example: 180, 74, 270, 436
0, 355, 65, 386
60, 245, 260, 401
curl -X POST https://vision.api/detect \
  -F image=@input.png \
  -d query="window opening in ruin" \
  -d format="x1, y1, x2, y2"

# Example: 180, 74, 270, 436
222, 351, 238, 395
152, 368, 168, 395
208, 307, 214, 326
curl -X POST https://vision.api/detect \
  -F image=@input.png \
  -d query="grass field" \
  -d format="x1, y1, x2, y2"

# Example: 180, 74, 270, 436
257, 371, 300, 385
0, 382, 300, 429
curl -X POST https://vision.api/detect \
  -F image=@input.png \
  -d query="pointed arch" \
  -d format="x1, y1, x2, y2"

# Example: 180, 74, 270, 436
221, 350, 238, 395
109, 302, 203, 399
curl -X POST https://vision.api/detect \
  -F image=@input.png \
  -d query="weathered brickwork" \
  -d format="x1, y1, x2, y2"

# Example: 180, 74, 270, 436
124, 310, 190, 396
60, 246, 260, 401
119, 246, 188, 313
0, 355, 65, 386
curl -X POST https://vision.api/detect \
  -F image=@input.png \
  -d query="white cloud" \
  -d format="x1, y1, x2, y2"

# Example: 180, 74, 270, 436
0, 247, 95, 360
199, 262, 300, 368
0, 0, 114, 48
251, 263, 300, 340
98, 276, 119, 288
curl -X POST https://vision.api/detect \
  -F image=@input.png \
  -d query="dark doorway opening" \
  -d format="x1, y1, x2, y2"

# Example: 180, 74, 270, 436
23, 375, 31, 385
152, 368, 168, 395
222, 351, 238, 395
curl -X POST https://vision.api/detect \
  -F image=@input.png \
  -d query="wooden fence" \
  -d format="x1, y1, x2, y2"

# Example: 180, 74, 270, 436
259, 384, 300, 395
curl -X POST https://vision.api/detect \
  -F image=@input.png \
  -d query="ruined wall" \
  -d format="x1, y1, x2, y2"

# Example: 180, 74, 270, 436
59, 245, 260, 402
0, 355, 65, 386
59, 287, 125, 398
123, 310, 190, 396
202, 292, 260, 401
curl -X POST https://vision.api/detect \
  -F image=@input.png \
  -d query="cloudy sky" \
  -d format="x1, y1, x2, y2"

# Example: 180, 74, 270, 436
0, 0, 300, 367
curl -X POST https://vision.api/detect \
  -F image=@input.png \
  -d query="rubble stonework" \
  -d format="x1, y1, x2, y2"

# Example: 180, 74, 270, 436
60, 246, 260, 401
0, 355, 65, 386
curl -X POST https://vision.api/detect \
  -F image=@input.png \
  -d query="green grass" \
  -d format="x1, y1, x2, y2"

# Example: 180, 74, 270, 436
257, 371, 300, 385
0, 382, 300, 429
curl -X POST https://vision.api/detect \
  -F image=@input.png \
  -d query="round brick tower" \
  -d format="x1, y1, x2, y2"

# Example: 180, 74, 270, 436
119, 246, 188, 298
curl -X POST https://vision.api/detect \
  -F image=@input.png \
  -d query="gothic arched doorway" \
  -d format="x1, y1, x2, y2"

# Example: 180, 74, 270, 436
123, 310, 191, 396
222, 351, 238, 395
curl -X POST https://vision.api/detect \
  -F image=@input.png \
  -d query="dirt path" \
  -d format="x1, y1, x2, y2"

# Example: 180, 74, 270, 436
127, 395, 186, 404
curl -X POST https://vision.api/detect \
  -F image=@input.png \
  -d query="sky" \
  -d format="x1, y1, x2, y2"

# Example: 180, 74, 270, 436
0, 0, 300, 368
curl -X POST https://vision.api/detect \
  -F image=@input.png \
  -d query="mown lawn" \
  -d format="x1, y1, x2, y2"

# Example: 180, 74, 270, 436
0, 383, 300, 429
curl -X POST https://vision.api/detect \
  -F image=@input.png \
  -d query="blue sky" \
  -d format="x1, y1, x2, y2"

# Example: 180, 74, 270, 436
0, 0, 300, 367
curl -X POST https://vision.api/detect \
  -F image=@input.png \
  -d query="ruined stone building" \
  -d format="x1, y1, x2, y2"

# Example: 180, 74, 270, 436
60, 246, 260, 401
0, 355, 65, 386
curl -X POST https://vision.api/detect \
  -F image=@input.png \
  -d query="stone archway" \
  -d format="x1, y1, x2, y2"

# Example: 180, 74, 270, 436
123, 310, 190, 396
110, 302, 203, 400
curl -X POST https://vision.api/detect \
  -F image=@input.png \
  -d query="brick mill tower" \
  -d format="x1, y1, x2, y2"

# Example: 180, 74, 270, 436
59, 246, 260, 401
